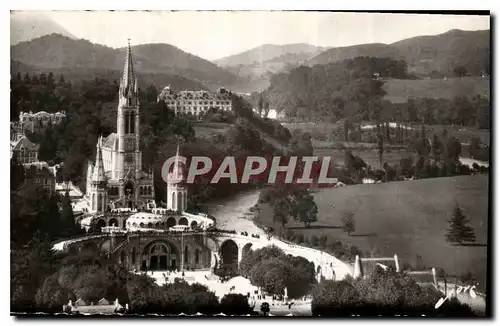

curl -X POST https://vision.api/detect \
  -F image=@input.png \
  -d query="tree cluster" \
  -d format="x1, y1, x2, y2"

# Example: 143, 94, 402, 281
266, 57, 402, 122
239, 246, 316, 299
312, 266, 477, 316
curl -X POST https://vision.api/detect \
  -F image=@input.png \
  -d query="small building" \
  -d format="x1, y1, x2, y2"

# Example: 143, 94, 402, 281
19, 110, 66, 133
23, 161, 57, 195
63, 298, 128, 315
157, 86, 232, 117
10, 134, 39, 164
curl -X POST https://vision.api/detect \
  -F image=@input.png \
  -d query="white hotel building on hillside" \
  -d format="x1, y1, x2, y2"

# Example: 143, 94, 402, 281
157, 86, 232, 117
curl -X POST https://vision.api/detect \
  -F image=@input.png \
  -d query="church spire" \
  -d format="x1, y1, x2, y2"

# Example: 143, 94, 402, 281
120, 38, 136, 98
92, 136, 107, 184
169, 140, 184, 183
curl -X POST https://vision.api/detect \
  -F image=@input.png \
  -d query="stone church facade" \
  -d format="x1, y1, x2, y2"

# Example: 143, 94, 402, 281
85, 42, 155, 212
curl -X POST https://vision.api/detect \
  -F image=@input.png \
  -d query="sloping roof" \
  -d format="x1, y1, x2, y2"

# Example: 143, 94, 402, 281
92, 137, 107, 183
102, 133, 118, 149
11, 136, 39, 151
98, 298, 110, 305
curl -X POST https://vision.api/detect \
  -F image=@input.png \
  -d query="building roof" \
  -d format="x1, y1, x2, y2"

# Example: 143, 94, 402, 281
158, 88, 232, 102
92, 137, 107, 183
23, 161, 56, 177
102, 133, 118, 150
11, 135, 39, 151
120, 41, 138, 99
168, 143, 185, 184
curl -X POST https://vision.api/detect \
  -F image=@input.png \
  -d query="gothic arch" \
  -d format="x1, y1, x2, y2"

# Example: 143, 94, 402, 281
141, 240, 180, 271
96, 219, 106, 231
178, 192, 183, 211
109, 218, 118, 227
124, 181, 134, 196
167, 217, 176, 228
178, 217, 188, 226
190, 220, 198, 229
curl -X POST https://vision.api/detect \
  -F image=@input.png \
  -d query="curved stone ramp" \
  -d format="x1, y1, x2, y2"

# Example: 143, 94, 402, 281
52, 229, 353, 280
218, 233, 352, 280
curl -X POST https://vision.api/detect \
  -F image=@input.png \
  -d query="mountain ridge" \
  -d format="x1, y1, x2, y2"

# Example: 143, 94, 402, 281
11, 34, 243, 91
307, 29, 490, 76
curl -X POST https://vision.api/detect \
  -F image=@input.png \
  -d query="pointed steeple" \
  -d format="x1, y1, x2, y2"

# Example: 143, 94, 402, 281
168, 140, 184, 183
120, 39, 136, 98
92, 136, 107, 184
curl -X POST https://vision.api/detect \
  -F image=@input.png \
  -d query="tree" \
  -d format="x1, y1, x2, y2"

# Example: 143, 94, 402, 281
431, 134, 443, 161
273, 197, 291, 229
344, 119, 349, 141
293, 193, 318, 227
446, 205, 476, 245
220, 293, 253, 315
35, 273, 75, 312
11, 155, 25, 190
341, 211, 356, 236
257, 94, 264, 116
260, 302, 270, 316
377, 132, 384, 169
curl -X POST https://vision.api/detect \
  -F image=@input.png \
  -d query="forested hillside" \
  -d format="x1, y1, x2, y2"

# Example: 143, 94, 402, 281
264, 56, 490, 129
307, 29, 490, 77
265, 57, 408, 121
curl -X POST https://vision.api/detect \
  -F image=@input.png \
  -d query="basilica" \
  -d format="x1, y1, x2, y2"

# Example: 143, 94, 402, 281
85, 42, 156, 212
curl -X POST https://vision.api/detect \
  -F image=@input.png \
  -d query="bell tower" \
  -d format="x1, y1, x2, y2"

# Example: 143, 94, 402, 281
116, 39, 142, 206
167, 142, 188, 212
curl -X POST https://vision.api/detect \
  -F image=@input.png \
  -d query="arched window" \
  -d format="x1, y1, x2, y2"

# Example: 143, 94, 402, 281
178, 192, 183, 211
184, 246, 189, 266
147, 222, 152, 228
195, 249, 200, 265
130, 114, 135, 134
172, 192, 176, 210
140, 222, 144, 228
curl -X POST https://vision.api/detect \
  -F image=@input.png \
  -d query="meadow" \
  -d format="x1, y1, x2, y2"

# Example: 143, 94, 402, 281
255, 175, 489, 292
383, 77, 490, 103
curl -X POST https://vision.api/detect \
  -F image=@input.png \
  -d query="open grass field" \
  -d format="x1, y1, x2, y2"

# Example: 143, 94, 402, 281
383, 77, 490, 103
314, 147, 411, 169
256, 175, 489, 292
193, 122, 232, 140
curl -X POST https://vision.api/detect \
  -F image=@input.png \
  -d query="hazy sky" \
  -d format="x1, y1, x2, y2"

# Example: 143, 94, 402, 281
21, 11, 491, 60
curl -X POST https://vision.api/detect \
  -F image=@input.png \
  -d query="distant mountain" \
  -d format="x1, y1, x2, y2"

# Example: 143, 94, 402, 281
10, 11, 76, 45
307, 29, 490, 76
11, 34, 243, 90
213, 43, 328, 91
215, 43, 327, 67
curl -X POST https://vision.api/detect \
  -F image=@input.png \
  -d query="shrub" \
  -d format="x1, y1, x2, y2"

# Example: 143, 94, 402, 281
219, 294, 253, 315
312, 266, 477, 316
